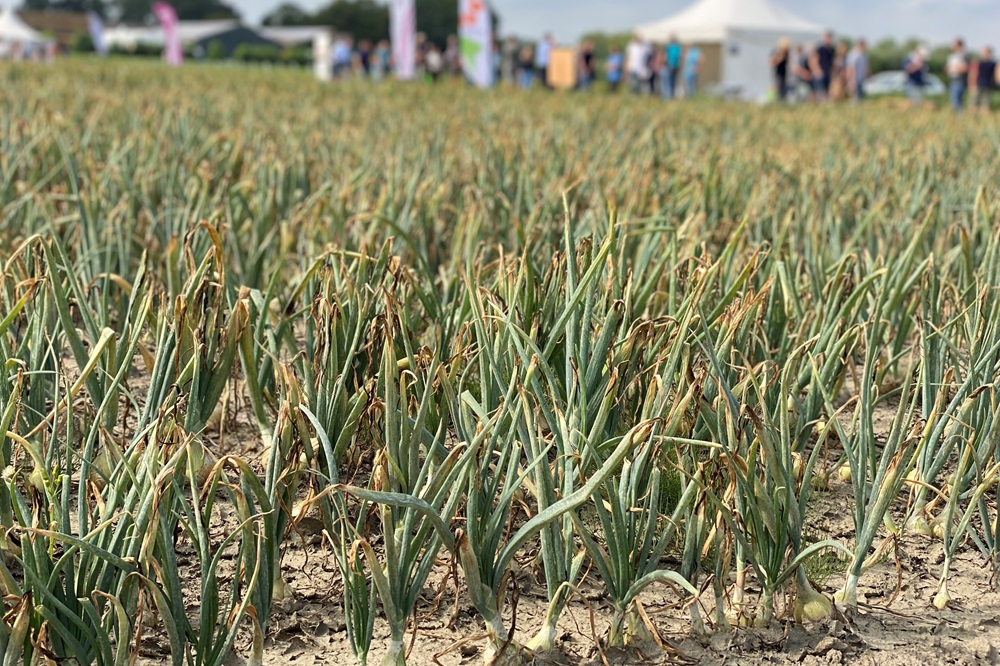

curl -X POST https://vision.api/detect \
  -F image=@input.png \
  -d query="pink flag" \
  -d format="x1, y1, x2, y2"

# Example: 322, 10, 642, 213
153, 2, 183, 66
390, 0, 416, 80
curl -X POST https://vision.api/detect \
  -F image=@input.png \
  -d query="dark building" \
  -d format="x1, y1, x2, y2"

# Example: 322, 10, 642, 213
191, 25, 281, 59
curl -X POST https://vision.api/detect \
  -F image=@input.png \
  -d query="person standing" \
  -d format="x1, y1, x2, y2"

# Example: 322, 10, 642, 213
813, 31, 836, 101
501, 36, 519, 86
535, 33, 554, 89
904, 46, 929, 107
444, 35, 462, 78
647, 46, 660, 94
605, 45, 624, 92
355, 39, 372, 78
831, 43, 849, 100
578, 40, 596, 91
625, 33, 650, 95
771, 38, 791, 102
662, 35, 682, 99
946, 38, 970, 112
332, 36, 353, 79
792, 44, 814, 103
371, 39, 390, 82
846, 39, 870, 101
425, 44, 443, 83
683, 43, 703, 97
517, 44, 535, 89
970, 46, 998, 113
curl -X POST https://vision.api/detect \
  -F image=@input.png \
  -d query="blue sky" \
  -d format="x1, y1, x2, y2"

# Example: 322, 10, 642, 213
237, 0, 1000, 47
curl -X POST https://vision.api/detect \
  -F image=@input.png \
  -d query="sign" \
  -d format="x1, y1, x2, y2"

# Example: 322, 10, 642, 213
548, 47, 577, 90
391, 0, 416, 80
458, 0, 493, 88
153, 2, 183, 67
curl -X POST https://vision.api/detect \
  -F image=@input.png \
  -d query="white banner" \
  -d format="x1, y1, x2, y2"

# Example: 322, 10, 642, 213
87, 12, 108, 56
458, 0, 493, 88
391, 0, 416, 80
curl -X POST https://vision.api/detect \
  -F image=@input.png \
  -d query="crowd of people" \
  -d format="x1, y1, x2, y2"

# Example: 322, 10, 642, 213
769, 31, 999, 110
605, 35, 704, 98
325, 30, 1000, 111
0, 40, 57, 62
940, 39, 998, 112
327, 30, 707, 96
330, 33, 463, 82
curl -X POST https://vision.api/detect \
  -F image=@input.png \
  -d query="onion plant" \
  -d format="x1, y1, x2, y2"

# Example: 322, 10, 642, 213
817, 336, 923, 611
572, 376, 700, 646
329, 338, 472, 666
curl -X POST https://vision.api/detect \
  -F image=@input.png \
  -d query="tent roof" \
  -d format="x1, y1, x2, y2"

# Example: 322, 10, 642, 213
105, 20, 243, 48
176, 20, 240, 43
637, 0, 823, 43
257, 26, 331, 47
0, 6, 48, 43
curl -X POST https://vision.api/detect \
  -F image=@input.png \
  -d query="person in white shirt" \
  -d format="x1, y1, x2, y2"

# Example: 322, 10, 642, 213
625, 33, 651, 95
946, 38, 970, 112
845, 39, 870, 101
535, 33, 555, 88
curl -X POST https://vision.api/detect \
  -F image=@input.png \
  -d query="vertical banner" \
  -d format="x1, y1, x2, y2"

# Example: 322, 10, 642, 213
153, 2, 183, 66
314, 31, 332, 81
390, 0, 416, 80
458, 0, 493, 88
87, 12, 108, 56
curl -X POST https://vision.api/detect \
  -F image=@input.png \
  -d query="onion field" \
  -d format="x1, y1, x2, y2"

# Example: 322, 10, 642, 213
1, 60, 1000, 666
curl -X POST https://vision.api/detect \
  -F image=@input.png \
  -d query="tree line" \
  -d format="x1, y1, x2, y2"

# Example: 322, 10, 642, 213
20, 0, 489, 49
263, 1, 497, 48
21, 0, 239, 22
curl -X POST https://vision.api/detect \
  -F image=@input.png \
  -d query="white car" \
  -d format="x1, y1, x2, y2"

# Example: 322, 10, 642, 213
864, 70, 946, 96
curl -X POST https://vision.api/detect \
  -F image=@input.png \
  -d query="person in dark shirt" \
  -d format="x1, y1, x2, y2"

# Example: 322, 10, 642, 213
355, 39, 372, 77
971, 46, 998, 113
517, 45, 535, 89
812, 31, 836, 100
578, 40, 596, 91
904, 47, 929, 107
771, 38, 791, 102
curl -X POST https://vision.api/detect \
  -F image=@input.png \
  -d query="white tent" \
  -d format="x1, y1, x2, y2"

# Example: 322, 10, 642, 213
0, 6, 48, 44
636, 0, 823, 100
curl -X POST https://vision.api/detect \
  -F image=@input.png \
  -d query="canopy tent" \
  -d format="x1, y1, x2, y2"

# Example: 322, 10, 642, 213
636, 0, 823, 100
0, 6, 49, 44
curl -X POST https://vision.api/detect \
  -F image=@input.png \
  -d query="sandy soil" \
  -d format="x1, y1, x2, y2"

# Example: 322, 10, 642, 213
127, 385, 1000, 666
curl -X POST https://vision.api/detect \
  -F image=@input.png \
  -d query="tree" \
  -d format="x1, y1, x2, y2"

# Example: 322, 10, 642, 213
312, 0, 388, 43
172, 0, 239, 20
308, 0, 499, 48
578, 32, 630, 60
107, 0, 240, 23
868, 38, 923, 75
21, 0, 109, 16
415, 0, 454, 47
262, 2, 311, 26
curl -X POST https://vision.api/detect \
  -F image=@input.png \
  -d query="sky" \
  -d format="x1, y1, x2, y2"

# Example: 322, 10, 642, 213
236, 0, 1000, 47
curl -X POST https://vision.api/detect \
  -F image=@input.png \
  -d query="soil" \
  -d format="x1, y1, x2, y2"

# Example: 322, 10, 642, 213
233, 482, 1000, 666
84, 364, 1000, 666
